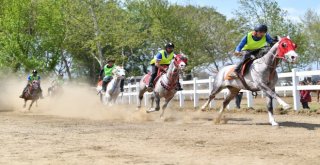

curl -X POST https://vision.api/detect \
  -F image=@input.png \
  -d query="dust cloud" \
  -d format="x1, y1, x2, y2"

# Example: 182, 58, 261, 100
0, 77, 152, 122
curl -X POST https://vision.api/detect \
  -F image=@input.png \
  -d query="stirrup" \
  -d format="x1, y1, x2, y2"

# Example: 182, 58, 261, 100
147, 85, 153, 92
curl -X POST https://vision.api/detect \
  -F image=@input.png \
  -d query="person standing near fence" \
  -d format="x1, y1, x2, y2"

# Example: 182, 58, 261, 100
235, 92, 243, 109
299, 81, 311, 109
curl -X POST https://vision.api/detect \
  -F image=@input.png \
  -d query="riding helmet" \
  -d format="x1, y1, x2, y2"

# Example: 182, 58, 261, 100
254, 24, 268, 33
165, 42, 175, 49
32, 70, 38, 74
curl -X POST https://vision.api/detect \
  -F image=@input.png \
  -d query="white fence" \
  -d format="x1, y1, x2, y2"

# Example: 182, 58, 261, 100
121, 69, 320, 111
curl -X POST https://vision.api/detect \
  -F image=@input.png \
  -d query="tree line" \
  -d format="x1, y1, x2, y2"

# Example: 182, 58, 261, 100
0, 0, 319, 83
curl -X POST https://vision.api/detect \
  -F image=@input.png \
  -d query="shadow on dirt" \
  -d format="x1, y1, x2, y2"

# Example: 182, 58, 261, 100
279, 121, 320, 130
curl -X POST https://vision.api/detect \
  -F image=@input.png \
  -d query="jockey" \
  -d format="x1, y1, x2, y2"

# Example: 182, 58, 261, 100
147, 42, 183, 91
99, 59, 124, 92
231, 24, 273, 77
19, 70, 44, 98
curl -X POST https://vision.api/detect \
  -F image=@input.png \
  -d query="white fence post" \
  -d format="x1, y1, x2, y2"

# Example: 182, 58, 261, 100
144, 93, 148, 106
128, 83, 132, 104
193, 77, 198, 108
246, 91, 253, 108
292, 68, 300, 111
179, 79, 184, 108
208, 76, 214, 108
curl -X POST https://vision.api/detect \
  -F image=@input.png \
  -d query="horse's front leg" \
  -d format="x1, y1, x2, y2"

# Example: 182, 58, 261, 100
23, 100, 26, 108
266, 95, 278, 126
259, 83, 290, 110
137, 87, 146, 109
29, 100, 35, 111
160, 95, 174, 118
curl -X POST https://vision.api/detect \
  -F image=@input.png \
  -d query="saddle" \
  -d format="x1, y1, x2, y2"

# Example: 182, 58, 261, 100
225, 58, 254, 80
143, 65, 168, 85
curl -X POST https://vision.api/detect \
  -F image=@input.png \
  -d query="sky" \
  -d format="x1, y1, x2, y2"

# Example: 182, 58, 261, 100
169, 0, 320, 22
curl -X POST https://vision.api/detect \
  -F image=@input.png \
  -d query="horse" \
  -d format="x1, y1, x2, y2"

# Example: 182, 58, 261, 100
97, 66, 126, 105
201, 36, 298, 126
137, 54, 188, 118
47, 81, 63, 97
21, 80, 41, 111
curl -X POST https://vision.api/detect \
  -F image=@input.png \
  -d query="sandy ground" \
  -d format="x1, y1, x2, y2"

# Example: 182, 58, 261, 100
0, 81, 320, 165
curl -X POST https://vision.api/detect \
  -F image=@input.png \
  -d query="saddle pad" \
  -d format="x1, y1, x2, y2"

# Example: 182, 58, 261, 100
225, 67, 236, 80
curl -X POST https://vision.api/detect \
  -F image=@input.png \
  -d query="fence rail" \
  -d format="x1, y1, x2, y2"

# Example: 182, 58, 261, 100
121, 69, 320, 110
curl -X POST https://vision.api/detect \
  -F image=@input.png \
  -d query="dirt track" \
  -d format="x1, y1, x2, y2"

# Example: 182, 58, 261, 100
0, 83, 319, 164
0, 109, 319, 165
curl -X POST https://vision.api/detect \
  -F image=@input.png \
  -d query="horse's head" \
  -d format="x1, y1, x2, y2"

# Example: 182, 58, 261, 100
276, 36, 298, 63
31, 80, 39, 90
174, 54, 188, 71
113, 66, 126, 79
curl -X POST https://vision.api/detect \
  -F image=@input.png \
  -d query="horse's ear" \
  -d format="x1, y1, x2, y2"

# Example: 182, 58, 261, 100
277, 35, 281, 41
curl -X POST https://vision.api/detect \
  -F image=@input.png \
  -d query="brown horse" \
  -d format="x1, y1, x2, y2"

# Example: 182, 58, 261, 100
21, 80, 41, 110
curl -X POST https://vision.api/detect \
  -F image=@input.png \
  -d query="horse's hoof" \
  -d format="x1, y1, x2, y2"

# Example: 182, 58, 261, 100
283, 104, 291, 110
214, 118, 221, 124
270, 121, 279, 126
146, 108, 156, 113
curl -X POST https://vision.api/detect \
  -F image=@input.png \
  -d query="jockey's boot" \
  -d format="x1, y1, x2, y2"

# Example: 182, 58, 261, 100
176, 82, 183, 91
120, 79, 124, 92
147, 83, 154, 92
102, 81, 107, 92
19, 87, 28, 98
147, 74, 156, 91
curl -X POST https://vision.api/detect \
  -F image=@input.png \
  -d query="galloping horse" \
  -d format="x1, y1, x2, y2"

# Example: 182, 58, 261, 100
201, 36, 298, 126
97, 66, 126, 105
21, 80, 41, 110
48, 82, 63, 97
137, 54, 188, 118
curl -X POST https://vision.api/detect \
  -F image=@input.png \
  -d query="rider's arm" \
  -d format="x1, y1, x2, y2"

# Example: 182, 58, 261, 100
235, 35, 247, 52
27, 75, 32, 84
99, 69, 104, 79
155, 61, 161, 68
265, 33, 273, 45
155, 52, 162, 67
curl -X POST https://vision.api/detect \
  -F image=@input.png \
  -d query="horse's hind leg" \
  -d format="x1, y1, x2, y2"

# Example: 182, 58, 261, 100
160, 95, 174, 118
215, 88, 239, 124
201, 85, 223, 111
